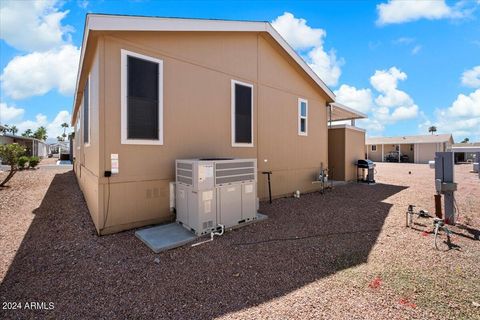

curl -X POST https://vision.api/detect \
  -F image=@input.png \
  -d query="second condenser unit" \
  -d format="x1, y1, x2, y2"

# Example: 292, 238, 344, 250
175, 158, 257, 235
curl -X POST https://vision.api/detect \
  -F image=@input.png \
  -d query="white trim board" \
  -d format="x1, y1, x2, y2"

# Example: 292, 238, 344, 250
298, 98, 308, 136
231, 79, 254, 148
328, 124, 366, 133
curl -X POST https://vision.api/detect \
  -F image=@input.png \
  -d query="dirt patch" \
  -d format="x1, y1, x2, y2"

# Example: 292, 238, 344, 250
0, 164, 479, 319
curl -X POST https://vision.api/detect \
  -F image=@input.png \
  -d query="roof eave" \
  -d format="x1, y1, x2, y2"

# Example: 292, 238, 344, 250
71, 14, 337, 124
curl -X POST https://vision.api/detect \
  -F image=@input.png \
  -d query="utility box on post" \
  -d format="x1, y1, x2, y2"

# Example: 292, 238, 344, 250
434, 152, 457, 225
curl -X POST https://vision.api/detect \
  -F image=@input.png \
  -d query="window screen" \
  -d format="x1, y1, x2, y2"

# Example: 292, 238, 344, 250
234, 83, 252, 144
127, 56, 159, 140
83, 79, 89, 144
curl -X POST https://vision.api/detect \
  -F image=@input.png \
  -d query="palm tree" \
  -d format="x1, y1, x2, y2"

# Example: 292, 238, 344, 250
61, 122, 69, 136
2, 124, 9, 134
33, 126, 48, 141
428, 126, 437, 135
9, 125, 18, 135
22, 129, 33, 137
461, 138, 470, 143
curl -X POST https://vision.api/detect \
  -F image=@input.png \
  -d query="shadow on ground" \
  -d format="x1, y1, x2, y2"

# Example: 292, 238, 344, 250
0, 171, 407, 319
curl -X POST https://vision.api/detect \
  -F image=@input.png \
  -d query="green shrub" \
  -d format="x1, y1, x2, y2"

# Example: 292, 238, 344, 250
0, 143, 26, 187
29, 156, 40, 168
17, 156, 30, 169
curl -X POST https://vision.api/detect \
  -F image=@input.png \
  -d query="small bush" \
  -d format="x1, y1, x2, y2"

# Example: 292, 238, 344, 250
29, 156, 40, 168
17, 156, 30, 169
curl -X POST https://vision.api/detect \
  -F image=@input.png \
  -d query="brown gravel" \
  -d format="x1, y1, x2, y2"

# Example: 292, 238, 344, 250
0, 163, 479, 319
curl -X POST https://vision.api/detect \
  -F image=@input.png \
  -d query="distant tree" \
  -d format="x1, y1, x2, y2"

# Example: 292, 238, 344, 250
9, 125, 18, 135
428, 126, 437, 135
57, 136, 64, 142
461, 138, 470, 143
22, 129, 33, 137
61, 122, 69, 136
33, 126, 47, 141
0, 143, 26, 187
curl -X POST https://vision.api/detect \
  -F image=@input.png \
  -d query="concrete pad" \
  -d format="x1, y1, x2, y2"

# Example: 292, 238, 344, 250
135, 223, 197, 253
136, 213, 267, 253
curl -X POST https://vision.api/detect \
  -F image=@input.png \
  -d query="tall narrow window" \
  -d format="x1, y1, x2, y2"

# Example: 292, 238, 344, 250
121, 49, 163, 145
83, 78, 89, 145
231, 80, 253, 147
298, 98, 308, 136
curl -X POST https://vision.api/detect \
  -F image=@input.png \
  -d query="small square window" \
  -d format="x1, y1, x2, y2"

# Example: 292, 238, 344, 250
371, 145, 377, 152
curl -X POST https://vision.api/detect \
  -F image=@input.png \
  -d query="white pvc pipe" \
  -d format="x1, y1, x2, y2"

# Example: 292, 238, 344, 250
191, 224, 225, 247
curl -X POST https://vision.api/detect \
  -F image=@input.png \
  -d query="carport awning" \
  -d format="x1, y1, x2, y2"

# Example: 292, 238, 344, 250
329, 102, 367, 121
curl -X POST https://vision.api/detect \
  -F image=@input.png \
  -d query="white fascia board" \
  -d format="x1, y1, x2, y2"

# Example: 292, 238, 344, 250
88, 14, 268, 32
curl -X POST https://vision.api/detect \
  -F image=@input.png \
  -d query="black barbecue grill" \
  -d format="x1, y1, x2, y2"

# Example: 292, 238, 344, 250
356, 159, 375, 183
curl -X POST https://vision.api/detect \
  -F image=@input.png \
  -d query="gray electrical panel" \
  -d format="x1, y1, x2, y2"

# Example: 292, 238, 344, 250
175, 159, 257, 235
434, 152, 457, 225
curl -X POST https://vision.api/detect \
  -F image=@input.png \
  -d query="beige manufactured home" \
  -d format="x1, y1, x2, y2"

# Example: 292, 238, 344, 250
366, 134, 454, 164
72, 14, 366, 235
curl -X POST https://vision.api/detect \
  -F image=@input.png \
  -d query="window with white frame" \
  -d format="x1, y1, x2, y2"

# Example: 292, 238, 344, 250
83, 77, 90, 145
231, 80, 253, 147
298, 98, 308, 136
76, 116, 80, 149
371, 145, 377, 152
121, 49, 163, 145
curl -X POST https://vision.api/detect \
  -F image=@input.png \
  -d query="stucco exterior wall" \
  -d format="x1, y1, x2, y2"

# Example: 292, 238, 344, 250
74, 31, 331, 234
417, 143, 439, 163
329, 126, 365, 181
344, 128, 366, 181
328, 128, 345, 181
367, 144, 383, 162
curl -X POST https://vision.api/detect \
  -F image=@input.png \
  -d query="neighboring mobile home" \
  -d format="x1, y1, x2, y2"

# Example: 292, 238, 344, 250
72, 14, 366, 235
0, 134, 50, 158
365, 134, 454, 164
449, 142, 480, 163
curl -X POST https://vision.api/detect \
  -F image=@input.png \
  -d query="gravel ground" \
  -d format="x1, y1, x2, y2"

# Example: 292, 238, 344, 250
0, 163, 479, 319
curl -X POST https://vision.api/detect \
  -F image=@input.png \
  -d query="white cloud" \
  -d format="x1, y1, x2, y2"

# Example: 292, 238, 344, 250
390, 104, 419, 121
334, 84, 373, 113
272, 12, 343, 87
307, 47, 343, 87
393, 37, 415, 45
447, 89, 480, 117
271, 12, 324, 50
11, 110, 72, 140
461, 66, 480, 88
339, 67, 419, 134
376, 0, 475, 25
0, 0, 73, 52
370, 67, 415, 110
77, 0, 89, 9
0, 103, 25, 123
411, 45, 422, 55
1, 44, 80, 99
419, 89, 480, 141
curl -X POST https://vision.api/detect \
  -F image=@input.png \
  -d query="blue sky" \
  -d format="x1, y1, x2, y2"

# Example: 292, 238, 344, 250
1, 0, 479, 142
